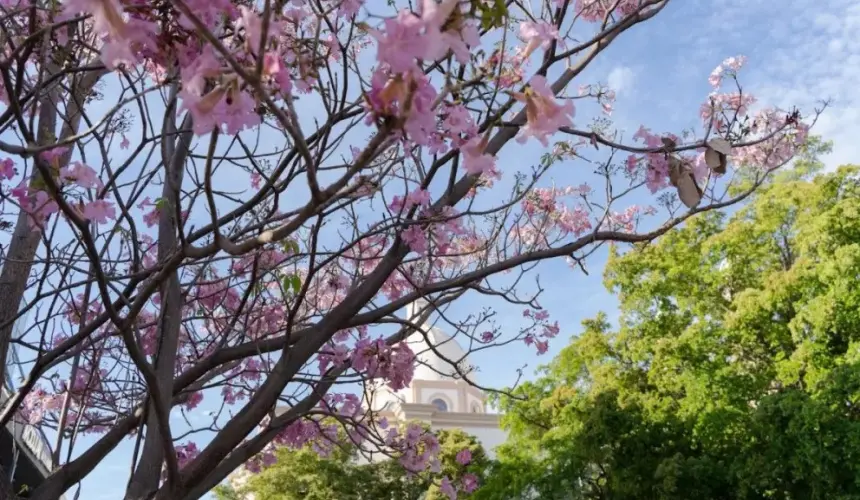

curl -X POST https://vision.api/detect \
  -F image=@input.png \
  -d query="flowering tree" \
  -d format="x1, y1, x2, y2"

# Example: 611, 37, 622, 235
0, 0, 814, 498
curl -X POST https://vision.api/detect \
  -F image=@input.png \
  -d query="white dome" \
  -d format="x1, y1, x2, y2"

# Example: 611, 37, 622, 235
402, 299, 473, 381
406, 326, 470, 381
368, 299, 478, 410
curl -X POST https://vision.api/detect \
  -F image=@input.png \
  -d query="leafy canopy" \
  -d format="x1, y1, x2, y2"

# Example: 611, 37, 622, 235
214, 426, 490, 500
480, 158, 860, 500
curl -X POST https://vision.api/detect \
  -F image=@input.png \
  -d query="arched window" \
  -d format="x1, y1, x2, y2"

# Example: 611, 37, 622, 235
431, 398, 449, 412
471, 402, 482, 413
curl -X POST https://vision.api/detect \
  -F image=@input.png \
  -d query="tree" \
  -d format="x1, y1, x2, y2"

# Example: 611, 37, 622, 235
0, 0, 813, 497
212, 427, 489, 500
480, 160, 860, 500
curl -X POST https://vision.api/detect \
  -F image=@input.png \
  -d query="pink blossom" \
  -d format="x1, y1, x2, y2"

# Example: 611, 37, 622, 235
443, 105, 478, 142
60, 162, 101, 189
514, 75, 575, 146
709, 55, 747, 89
421, 0, 481, 65
351, 337, 415, 390
39, 146, 69, 165
245, 460, 262, 473
82, 200, 116, 224
461, 135, 496, 176
237, 6, 284, 54
574, 0, 638, 22
250, 172, 263, 189
535, 340, 549, 354
62, 0, 128, 42
181, 46, 222, 96
62, 0, 157, 69
27, 191, 59, 228
700, 93, 756, 128
370, 10, 424, 73
175, 442, 199, 470
390, 189, 431, 212
317, 342, 349, 373
440, 477, 457, 499
260, 451, 278, 467
625, 154, 639, 174
338, 0, 363, 17
180, 87, 262, 136
519, 21, 559, 59
407, 188, 431, 207
420, 0, 459, 30
184, 391, 204, 410
137, 197, 161, 227
455, 448, 472, 465
462, 473, 479, 493
401, 225, 428, 254
0, 158, 15, 180
21, 387, 63, 425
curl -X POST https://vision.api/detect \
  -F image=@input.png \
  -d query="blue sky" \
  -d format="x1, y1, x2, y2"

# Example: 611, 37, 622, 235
454, 0, 860, 390
5, 0, 860, 498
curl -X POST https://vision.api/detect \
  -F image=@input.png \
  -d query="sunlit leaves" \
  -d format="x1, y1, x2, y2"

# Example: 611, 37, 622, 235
481, 164, 860, 500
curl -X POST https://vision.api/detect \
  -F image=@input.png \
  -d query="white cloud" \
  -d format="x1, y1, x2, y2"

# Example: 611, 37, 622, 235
700, 0, 860, 169
607, 65, 636, 95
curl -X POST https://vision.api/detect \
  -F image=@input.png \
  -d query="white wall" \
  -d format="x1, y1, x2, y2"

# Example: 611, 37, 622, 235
465, 392, 484, 413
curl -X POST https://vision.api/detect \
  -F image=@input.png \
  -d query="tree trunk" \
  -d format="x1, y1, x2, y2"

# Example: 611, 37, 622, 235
0, 67, 105, 392
124, 100, 193, 500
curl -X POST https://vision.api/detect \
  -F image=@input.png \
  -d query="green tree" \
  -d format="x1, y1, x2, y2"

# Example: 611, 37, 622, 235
213, 426, 489, 500
479, 161, 860, 500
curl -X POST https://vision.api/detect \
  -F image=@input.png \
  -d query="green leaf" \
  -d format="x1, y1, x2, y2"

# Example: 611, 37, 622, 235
478, 0, 507, 30
283, 274, 302, 295
281, 239, 300, 255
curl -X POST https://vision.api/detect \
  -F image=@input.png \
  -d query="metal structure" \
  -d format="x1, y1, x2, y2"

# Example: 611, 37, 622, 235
0, 297, 58, 498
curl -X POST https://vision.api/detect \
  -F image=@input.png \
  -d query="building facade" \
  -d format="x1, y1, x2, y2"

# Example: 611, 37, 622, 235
226, 300, 508, 496
0, 303, 57, 499
365, 299, 507, 459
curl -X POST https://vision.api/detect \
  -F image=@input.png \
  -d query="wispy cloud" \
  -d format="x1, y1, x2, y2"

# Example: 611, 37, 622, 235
607, 65, 636, 96
695, 0, 860, 169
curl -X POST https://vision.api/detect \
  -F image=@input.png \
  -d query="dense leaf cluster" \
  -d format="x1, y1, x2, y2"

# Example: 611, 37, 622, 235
480, 159, 860, 500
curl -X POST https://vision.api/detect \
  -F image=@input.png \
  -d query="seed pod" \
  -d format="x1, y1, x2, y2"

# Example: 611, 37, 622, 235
704, 137, 731, 174
668, 156, 702, 208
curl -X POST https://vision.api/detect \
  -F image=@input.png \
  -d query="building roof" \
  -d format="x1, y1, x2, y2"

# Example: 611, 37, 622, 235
403, 299, 473, 383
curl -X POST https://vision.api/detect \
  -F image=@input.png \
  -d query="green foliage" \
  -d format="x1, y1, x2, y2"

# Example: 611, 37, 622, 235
475, 0, 508, 30
479, 163, 860, 500
213, 426, 489, 500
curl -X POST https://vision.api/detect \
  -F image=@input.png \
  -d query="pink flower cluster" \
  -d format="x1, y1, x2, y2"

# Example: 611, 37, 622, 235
513, 76, 576, 147
20, 387, 64, 426
385, 422, 441, 472
512, 185, 592, 247
573, 0, 640, 22
175, 442, 200, 470
351, 337, 416, 391
708, 55, 748, 90
522, 308, 561, 355
5, 149, 117, 229
370, 0, 479, 73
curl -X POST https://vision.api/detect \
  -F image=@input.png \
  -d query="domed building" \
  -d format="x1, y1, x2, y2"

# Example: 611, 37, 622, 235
225, 299, 508, 496
366, 299, 507, 459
